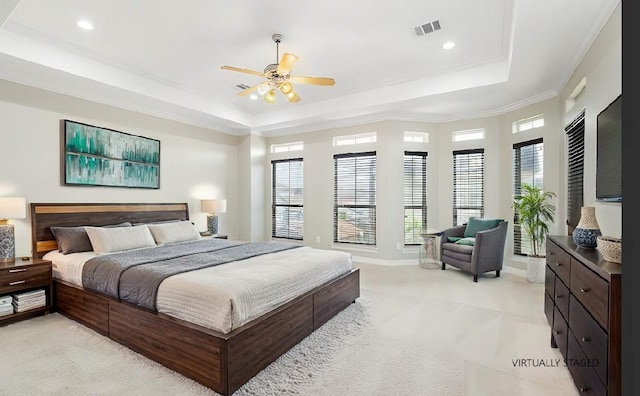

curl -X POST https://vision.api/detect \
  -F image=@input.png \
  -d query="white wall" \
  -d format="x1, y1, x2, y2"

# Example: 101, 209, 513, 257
0, 80, 240, 257
237, 134, 268, 242
560, 2, 621, 238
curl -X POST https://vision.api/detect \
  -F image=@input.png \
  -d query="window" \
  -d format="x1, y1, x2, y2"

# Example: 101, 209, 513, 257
566, 110, 585, 235
404, 151, 428, 245
270, 141, 303, 153
566, 77, 587, 113
452, 128, 485, 142
404, 131, 429, 143
513, 138, 544, 255
333, 132, 377, 146
334, 152, 376, 245
512, 115, 545, 133
271, 158, 303, 240
452, 149, 485, 226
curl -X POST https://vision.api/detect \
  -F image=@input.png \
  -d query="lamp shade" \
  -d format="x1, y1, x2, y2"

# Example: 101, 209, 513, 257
264, 90, 276, 103
0, 197, 26, 220
279, 82, 293, 95
201, 199, 227, 214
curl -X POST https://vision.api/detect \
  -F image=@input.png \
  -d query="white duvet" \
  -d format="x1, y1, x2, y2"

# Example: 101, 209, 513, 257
44, 245, 352, 333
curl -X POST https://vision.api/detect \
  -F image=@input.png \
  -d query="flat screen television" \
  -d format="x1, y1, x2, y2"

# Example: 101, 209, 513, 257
596, 94, 622, 202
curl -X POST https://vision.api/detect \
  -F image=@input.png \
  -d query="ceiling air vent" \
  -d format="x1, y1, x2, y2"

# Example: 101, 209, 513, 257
236, 83, 250, 90
414, 20, 441, 36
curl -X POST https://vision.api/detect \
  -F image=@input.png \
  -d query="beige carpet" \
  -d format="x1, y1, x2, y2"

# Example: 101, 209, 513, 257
0, 296, 464, 396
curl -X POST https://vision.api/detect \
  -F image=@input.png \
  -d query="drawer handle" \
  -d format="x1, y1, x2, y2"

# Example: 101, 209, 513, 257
9, 280, 26, 286
548, 252, 555, 256
555, 262, 562, 267
580, 387, 589, 393
8, 269, 27, 273
553, 330, 561, 335
555, 294, 562, 299
581, 336, 591, 343
580, 287, 591, 293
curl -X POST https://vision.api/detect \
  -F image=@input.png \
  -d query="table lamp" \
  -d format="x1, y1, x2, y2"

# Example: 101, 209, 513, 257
0, 197, 26, 262
201, 199, 227, 235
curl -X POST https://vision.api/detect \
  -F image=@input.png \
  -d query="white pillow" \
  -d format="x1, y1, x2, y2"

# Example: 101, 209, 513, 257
85, 225, 157, 254
147, 220, 201, 245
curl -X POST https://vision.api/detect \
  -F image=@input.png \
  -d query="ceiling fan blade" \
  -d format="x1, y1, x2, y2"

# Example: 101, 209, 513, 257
277, 53, 299, 75
221, 65, 265, 77
290, 76, 335, 86
237, 81, 270, 96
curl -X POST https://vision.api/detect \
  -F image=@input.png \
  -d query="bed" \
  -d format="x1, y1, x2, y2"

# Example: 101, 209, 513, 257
31, 203, 360, 395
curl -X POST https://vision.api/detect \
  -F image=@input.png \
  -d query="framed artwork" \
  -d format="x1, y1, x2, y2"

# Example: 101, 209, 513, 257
62, 120, 160, 189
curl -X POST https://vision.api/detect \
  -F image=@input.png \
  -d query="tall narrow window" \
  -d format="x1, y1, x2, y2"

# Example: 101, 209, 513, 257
566, 110, 585, 235
334, 152, 377, 245
452, 149, 485, 226
513, 138, 544, 255
404, 151, 428, 245
271, 158, 303, 240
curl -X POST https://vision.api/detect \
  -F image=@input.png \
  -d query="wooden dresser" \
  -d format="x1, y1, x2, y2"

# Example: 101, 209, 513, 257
545, 235, 621, 396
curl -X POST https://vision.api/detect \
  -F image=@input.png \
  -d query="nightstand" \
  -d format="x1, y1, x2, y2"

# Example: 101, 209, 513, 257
0, 258, 52, 326
200, 232, 228, 239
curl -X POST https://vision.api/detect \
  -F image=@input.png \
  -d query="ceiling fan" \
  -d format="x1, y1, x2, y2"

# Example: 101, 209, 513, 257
221, 34, 335, 103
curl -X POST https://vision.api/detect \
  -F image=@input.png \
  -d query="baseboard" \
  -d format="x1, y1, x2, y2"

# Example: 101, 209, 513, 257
351, 256, 418, 266
505, 255, 528, 271
352, 254, 531, 272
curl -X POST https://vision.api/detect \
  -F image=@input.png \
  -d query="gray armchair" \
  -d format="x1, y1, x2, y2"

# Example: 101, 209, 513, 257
440, 220, 508, 282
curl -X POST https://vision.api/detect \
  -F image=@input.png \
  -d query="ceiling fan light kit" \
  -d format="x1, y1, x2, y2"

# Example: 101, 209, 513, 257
221, 33, 335, 104
279, 81, 293, 95
265, 90, 277, 103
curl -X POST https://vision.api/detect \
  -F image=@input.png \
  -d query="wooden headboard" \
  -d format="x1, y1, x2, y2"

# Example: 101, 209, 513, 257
31, 203, 190, 258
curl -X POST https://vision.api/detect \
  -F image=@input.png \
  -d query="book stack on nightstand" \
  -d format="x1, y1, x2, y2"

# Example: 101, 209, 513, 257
12, 289, 46, 313
0, 295, 12, 317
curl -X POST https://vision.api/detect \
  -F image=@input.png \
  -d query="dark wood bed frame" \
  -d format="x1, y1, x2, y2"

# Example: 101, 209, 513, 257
31, 203, 360, 395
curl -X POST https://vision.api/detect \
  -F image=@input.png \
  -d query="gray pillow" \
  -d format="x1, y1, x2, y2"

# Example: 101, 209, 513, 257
50, 222, 132, 254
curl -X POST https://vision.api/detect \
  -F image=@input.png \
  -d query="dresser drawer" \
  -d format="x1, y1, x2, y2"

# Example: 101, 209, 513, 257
552, 306, 569, 359
555, 277, 570, 322
544, 291, 554, 327
545, 265, 555, 297
569, 295, 608, 384
546, 239, 571, 286
570, 258, 609, 330
567, 330, 607, 396
0, 264, 51, 294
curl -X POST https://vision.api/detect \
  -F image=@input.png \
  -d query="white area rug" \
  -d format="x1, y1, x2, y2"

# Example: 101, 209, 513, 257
0, 298, 464, 395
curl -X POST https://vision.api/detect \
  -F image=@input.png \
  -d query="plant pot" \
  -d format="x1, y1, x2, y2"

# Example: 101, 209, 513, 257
527, 256, 546, 283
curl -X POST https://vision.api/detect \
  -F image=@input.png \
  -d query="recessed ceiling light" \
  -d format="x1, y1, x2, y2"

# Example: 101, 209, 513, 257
249, 94, 258, 100
77, 20, 94, 30
443, 41, 455, 50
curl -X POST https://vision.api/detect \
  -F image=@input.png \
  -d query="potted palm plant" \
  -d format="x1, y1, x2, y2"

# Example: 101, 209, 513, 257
513, 184, 556, 283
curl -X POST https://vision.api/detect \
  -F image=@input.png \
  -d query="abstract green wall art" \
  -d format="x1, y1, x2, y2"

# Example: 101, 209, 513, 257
63, 120, 160, 188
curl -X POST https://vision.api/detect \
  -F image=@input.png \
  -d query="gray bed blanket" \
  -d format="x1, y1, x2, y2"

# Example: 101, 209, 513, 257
82, 238, 301, 310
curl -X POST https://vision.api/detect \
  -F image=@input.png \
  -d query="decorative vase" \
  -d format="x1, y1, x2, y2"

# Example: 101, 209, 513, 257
572, 206, 601, 248
527, 256, 546, 283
